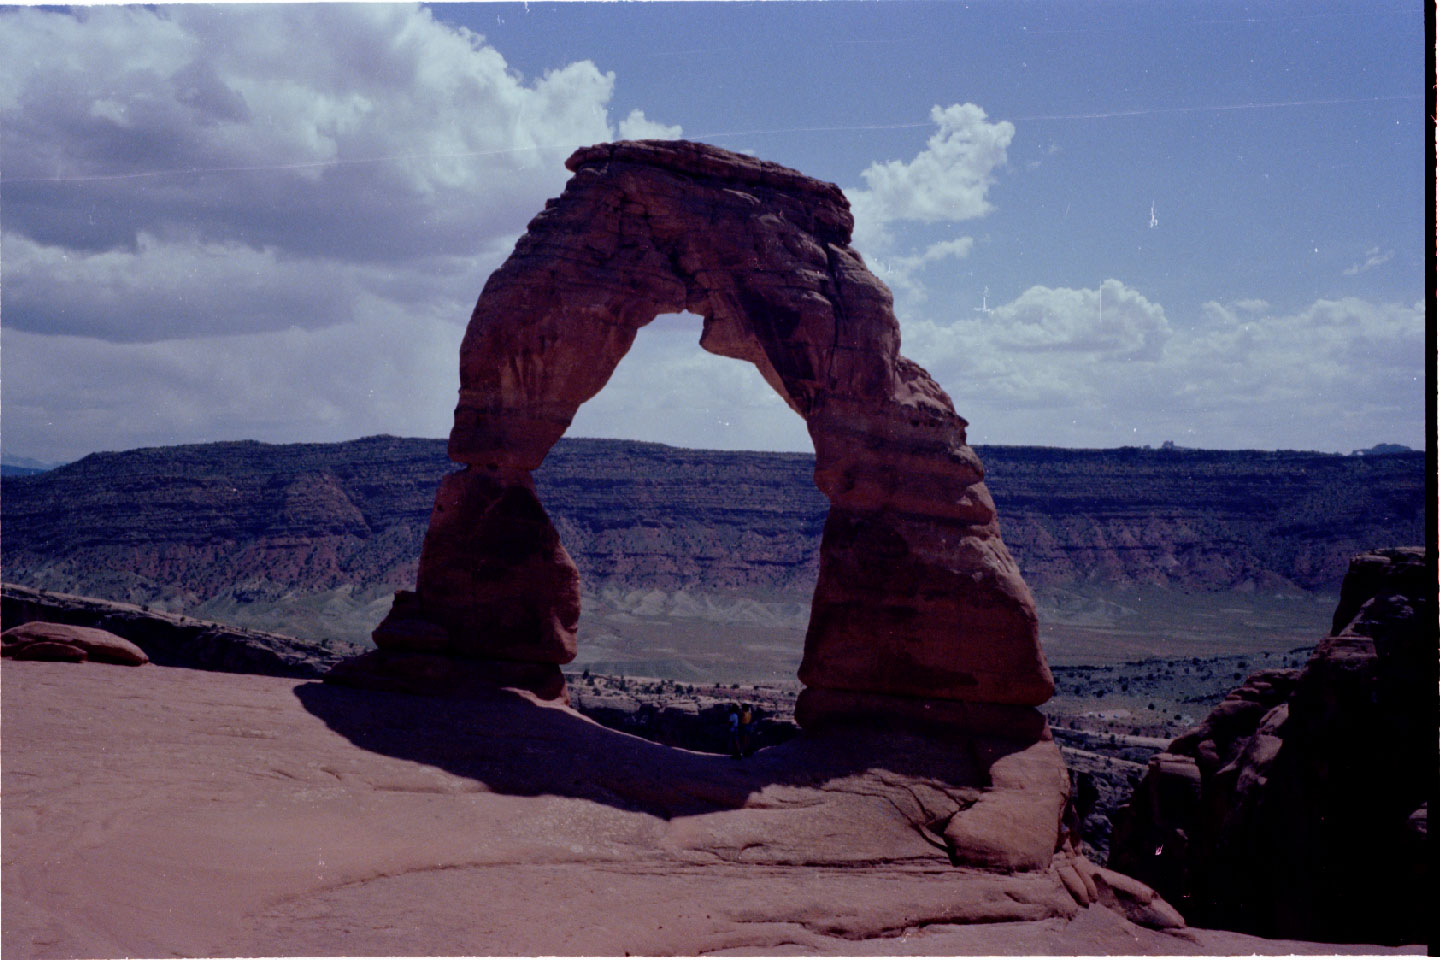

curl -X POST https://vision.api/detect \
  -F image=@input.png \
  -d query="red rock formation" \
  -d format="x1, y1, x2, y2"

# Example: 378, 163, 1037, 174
349, 139, 1051, 713
320, 144, 1180, 937
1108, 547, 1433, 944
2, 620, 149, 666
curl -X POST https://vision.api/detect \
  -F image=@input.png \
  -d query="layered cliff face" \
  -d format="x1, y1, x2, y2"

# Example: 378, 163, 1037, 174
1108, 547, 1433, 944
988, 446, 1424, 592
540, 440, 825, 596
1, 438, 1424, 621
0, 435, 450, 610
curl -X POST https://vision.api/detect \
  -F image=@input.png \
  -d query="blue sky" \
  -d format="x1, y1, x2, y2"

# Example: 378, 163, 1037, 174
1, 1, 1427, 462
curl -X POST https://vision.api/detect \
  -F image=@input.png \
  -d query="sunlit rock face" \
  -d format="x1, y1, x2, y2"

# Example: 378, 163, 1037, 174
351, 140, 1053, 711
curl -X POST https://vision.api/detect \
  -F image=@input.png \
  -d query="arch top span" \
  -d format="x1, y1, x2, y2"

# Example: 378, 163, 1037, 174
567, 140, 857, 229
450, 139, 895, 474
338, 139, 1054, 719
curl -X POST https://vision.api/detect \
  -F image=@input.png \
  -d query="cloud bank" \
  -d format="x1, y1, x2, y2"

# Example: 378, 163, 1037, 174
847, 103, 1014, 250
842, 103, 1011, 314
1, 4, 683, 460
904, 287, 1425, 452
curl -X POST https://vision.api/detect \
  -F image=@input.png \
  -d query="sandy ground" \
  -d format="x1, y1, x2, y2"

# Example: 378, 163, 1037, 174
2, 660, 1420, 957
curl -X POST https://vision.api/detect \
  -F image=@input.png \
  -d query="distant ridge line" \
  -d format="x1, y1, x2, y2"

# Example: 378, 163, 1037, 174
9, 432, 1423, 471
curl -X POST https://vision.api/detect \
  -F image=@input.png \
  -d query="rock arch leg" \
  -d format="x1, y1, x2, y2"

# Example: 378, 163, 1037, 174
797, 379, 1054, 715
333, 222, 688, 699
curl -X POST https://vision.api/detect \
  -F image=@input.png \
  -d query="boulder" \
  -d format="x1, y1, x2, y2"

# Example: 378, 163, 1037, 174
2, 620, 149, 666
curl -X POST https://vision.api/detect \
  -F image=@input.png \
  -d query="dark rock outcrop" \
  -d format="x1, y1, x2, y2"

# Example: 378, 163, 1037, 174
1108, 547, 1433, 944
358, 140, 1052, 710
1, 583, 361, 678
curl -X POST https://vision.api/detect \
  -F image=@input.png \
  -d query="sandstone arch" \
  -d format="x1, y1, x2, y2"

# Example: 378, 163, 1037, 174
344, 140, 1054, 719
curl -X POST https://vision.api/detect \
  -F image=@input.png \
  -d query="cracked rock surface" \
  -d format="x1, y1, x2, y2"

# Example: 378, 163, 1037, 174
5, 661, 1414, 957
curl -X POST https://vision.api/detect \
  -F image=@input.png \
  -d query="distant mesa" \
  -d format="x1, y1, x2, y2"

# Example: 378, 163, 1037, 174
1350, 443, 1412, 456
335, 139, 1054, 720
0, 436, 1424, 625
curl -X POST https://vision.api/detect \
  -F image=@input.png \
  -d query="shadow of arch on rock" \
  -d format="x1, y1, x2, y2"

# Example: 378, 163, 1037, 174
293, 678, 1067, 873
331, 140, 1055, 724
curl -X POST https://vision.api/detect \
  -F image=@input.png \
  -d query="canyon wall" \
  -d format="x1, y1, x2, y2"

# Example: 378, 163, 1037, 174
2, 438, 1422, 617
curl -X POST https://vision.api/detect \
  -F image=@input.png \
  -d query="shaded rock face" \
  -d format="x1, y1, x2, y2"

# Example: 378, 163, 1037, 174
358, 140, 1052, 711
1108, 547, 1433, 944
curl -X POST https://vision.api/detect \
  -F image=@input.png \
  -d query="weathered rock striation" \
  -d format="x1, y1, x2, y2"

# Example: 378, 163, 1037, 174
43, 658, 1377, 956
2, 439, 1424, 636
1108, 546, 1433, 944
346, 140, 1052, 713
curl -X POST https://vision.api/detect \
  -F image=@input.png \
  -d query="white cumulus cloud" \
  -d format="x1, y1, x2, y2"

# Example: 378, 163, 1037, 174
0, 4, 683, 460
899, 287, 1425, 452
991, 279, 1171, 360
846, 103, 1014, 254
841, 103, 1011, 315
1, 5, 620, 268
618, 109, 683, 140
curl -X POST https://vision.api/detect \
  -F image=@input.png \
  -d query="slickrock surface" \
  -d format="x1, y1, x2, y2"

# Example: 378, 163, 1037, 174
3, 660, 1415, 958
1, 620, 148, 665
1108, 547, 1433, 944
369, 139, 1050, 708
